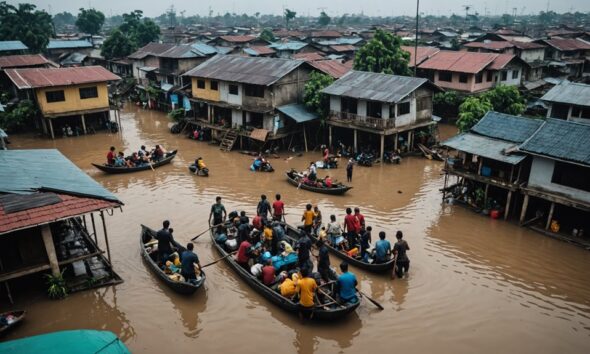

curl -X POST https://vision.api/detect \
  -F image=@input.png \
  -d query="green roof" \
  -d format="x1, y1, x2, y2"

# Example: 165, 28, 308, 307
277, 104, 319, 123
0, 330, 130, 354
0, 149, 120, 202
471, 111, 544, 143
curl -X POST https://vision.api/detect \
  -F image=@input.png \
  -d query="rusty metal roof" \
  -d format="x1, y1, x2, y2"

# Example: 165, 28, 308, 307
5, 66, 120, 89
487, 54, 517, 70
308, 60, 351, 78
418, 51, 499, 74
184, 55, 305, 86
322, 70, 438, 103
542, 38, 590, 51
311, 31, 342, 38
128, 43, 208, 59
0, 54, 49, 69
292, 52, 325, 61
329, 45, 356, 53
243, 46, 276, 56
401, 46, 440, 67
219, 35, 256, 43
463, 41, 515, 51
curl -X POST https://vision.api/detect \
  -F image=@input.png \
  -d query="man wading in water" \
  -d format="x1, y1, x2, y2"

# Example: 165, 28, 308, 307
393, 231, 410, 278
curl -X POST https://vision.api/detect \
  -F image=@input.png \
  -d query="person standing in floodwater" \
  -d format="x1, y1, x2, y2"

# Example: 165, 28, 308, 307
393, 230, 410, 278
346, 158, 354, 182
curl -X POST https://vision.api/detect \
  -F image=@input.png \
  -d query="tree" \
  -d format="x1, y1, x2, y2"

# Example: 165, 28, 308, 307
0, 99, 37, 132
481, 85, 525, 115
53, 11, 76, 30
259, 28, 275, 43
456, 97, 492, 132
113, 10, 160, 49
76, 8, 105, 45
101, 29, 135, 59
284, 9, 296, 29
318, 11, 331, 26
0, 2, 53, 53
304, 71, 334, 120
433, 91, 465, 119
353, 29, 412, 76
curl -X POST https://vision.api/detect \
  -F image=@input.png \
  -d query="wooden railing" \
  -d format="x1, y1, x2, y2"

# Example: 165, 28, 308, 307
329, 110, 396, 129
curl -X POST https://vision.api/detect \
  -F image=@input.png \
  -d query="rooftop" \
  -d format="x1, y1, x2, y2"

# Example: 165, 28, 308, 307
268, 41, 308, 51
292, 52, 325, 61
329, 45, 356, 53
5, 66, 120, 89
471, 112, 544, 143
277, 103, 319, 123
128, 43, 210, 60
418, 51, 515, 74
541, 81, 590, 107
442, 133, 526, 165
542, 38, 590, 51
311, 31, 342, 38
243, 46, 276, 56
401, 46, 440, 67
218, 35, 257, 43
0, 54, 49, 69
463, 41, 516, 51
47, 39, 93, 50
184, 55, 304, 86
0, 40, 28, 52
520, 119, 590, 166
322, 70, 437, 103
308, 60, 351, 79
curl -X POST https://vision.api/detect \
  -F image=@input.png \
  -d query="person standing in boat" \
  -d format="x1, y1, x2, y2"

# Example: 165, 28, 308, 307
301, 204, 315, 234
272, 194, 285, 222
295, 230, 313, 274
308, 161, 318, 181
209, 196, 227, 226
360, 226, 372, 263
181, 242, 201, 285
295, 267, 318, 322
354, 208, 365, 232
337, 262, 358, 304
257, 194, 272, 221
316, 239, 336, 281
374, 231, 392, 264
106, 146, 116, 165
313, 205, 323, 235
393, 231, 410, 278
326, 214, 343, 246
343, 208, 360, 247
156, 220, 175, 264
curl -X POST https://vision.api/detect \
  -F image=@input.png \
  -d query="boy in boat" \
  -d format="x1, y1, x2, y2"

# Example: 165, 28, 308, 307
313, 205, 322, 235
324, 175, 333, 188
360, 226, 372, 263
296, 267, 317, 321
106, 146, 116, 165
114, 152, 127, 167
308, 161, 317, 181
272, 194, 285, 221
209, 196, 227, 226
181, 242, 202, 285
337, 262, 358, 304
373, 231, 392, 264
393, 231, 410, 278
194, 157, 207, 174
138, 145, 150, 163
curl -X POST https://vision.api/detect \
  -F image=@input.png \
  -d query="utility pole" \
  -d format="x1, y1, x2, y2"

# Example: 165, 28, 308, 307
414, 0, 419, 77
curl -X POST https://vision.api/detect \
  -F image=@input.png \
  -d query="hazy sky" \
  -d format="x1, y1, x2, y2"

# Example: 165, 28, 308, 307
12, 0, 590, 18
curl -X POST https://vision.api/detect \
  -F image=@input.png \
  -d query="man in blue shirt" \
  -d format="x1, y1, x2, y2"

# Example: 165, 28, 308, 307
181, 242, 201, 285
374, 231, 392, 264
337, 262, 358, 304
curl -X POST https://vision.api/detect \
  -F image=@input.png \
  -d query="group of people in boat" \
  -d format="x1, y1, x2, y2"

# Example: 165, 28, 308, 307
106, 144, 167, 167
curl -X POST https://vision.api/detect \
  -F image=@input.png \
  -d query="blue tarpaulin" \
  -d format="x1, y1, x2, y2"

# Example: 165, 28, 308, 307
183, 96, 191, 111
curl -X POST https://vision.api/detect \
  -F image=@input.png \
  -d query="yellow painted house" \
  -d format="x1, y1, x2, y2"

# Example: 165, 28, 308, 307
6, 66, 120, 138
191, 77, 220, 102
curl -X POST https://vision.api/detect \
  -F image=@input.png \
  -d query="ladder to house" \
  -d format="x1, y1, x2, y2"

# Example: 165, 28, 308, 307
219, 129, 238, 151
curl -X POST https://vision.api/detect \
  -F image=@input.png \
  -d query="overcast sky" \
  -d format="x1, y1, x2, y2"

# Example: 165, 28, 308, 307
12, 0, 590, 18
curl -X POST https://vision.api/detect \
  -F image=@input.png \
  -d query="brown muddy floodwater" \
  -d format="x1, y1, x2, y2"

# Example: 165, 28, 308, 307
3, 105, 590, 354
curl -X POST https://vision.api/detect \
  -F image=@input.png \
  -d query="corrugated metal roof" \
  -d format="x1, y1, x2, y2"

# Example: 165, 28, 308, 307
0, 54, 49, 69
292, 52, 325, 61
329, 45, 356, 52
487, 54, 517, 70
243, 46, 276, 56
442, 133, 526, 165
0, 40, 28, 52
214, 47, 234, 55
47, 40, 92, 49
191, 42, 218, 56
308, 60, 351, 78
129, 43, 207, 60
5, 66, 120, 89
541, 81, 590, 107
401, 46, 440, 67
519, 119, 590, 166
268, 41, 308, 51
471, 112, 544, 143
311, 31, 342, 38
418, 51, 499, 74
0, 149, 121, 202
317, 38, 363, 46
322, 70, 435, 103
219, 35, 256, 43
463, 41, 515, 50
542, 38, 590, 51
277, 103, 319, 123
510, 41, 545, 50
184, 55, 304, 86
60, 52, 88, 66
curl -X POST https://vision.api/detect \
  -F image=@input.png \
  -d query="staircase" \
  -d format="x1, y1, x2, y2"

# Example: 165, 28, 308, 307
219, 129, 238, 151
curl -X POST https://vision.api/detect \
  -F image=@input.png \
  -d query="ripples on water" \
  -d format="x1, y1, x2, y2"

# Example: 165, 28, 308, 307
3, 106, 590, 353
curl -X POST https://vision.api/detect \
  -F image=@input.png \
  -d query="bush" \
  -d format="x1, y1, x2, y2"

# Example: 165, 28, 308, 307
0, 99, 38, 132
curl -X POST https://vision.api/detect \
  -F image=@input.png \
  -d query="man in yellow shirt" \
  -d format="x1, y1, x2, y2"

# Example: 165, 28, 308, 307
301, 203, 315, 234
295, 268, 317, 321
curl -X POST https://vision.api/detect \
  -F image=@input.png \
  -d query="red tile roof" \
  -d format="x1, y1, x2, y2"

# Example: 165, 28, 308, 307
0, 193, 119, 234
488, 54, 517, 70
418, 51, 499, 74
248, 46, 276, 55
401, 46, 440, 67
463, 41, 515, 51
543, 38, 590, 51
329, 45, 356, 53
292, 52, 325, 61
5, 66, 121, 89
308, 59, 351, 78
0, 54, 49, 69
219, 35, 256, 43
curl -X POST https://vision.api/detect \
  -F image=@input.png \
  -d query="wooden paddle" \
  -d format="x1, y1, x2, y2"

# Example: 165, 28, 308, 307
359, 290, 384, 310
148, 159, 155, 171
200, 250, 238, 268
317, 288, 345, 308
191, 223, 222, 241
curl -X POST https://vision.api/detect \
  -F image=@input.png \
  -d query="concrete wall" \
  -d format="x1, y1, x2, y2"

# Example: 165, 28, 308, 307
394, 97, 416, 127
36, 83, 109, 115
432, 71, 495, 93
520, 48, 544, 62
220, 82, 242, 105
528, 157, 590, 204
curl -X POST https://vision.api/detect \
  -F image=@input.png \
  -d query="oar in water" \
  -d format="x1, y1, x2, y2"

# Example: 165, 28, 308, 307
317, 288, 345, 308
200, 250, 238, 268
359, 290, 384, 310
191, 223, 222, 241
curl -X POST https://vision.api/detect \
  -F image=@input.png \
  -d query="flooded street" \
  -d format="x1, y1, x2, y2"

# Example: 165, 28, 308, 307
3, 105, 590, 353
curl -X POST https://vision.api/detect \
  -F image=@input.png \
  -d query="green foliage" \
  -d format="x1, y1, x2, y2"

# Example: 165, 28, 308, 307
481, 85, 525, 115
76, 8, 105, 38
433, 91, 465, 118
353, 29, 411, 76
259, 28, 275, 42
318, 11, 331, 26
0, 2, 53, 53
284, 9, 296, 29
101, 29, 135, 59
168, 108, 185, 122
303, 71, 334, 121
45, 271, 68, 300
0, 100, 38, 132
53, 11, 76, 30
102, 10, 160, 59
457, 97, 492, 132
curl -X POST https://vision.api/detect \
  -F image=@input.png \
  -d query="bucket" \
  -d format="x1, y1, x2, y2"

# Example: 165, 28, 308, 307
490, 210, 501, 219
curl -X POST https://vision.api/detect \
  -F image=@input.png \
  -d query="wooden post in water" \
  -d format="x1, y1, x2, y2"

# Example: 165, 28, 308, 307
545, 202, 555, 230
81, 114, 87, 134
380, 134, 385, 161
41, 225, 60, 276
100, 211, 113, 265
504, 191, 513, 220
328, 125, 332, 148
394, 133, 398, 151
519, 194, 529, 224
303, 125, 308, 152
48, 118, 55, 139
353, 129, 357, 153
90, 212, 98, 245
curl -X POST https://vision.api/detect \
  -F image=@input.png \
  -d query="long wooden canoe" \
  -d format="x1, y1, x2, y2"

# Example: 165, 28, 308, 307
92, 150, 178, 174
0, 310, 25, 335
285, 170, 352, 195
140, 225, 205, 295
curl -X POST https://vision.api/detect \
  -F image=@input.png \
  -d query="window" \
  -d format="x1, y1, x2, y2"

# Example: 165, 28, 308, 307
475, 73, 483, 84
79, 86, 98, 99
486, 71, 494, 82
244, 84, 265, 98
459, 73, 468, 83
501, 71, 508, 81
397, 101, 410, 116
341, 97, 357, 114
229, 84, 239, 95
417, 96, 432, 111
367, 101, 382, 118
512, 70, 519, 79
551, 161, 590, 192
197, 79, 205, 89
45, 90, 65, 103
438, 71, 452, 82
210, 80, 218, 91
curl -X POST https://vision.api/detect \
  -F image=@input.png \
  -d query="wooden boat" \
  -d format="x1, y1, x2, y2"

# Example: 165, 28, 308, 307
0, 330, 130, 353
285, 226, 395, 273
92, 150, 178, 174
140, 225, 205, 295
417, 143, 443, 161
0, 310, 25, 334
210, 224, 360, 320
285, 170, 352, 195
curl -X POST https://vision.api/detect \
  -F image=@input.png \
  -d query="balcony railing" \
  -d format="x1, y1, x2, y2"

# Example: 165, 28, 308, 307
329, 110, 396, 130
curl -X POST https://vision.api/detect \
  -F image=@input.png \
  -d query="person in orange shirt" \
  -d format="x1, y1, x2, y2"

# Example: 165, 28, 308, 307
301, 203, 315, 234
295, 267, 317, 321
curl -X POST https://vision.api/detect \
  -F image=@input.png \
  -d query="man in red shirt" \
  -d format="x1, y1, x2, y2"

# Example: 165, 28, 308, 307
354, 207, 365, 232
272, 194, 285, 222
261, 259, 276, 286
343, 207, 360, 248
106, 146, 116, 165
236, 239, 251, 269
